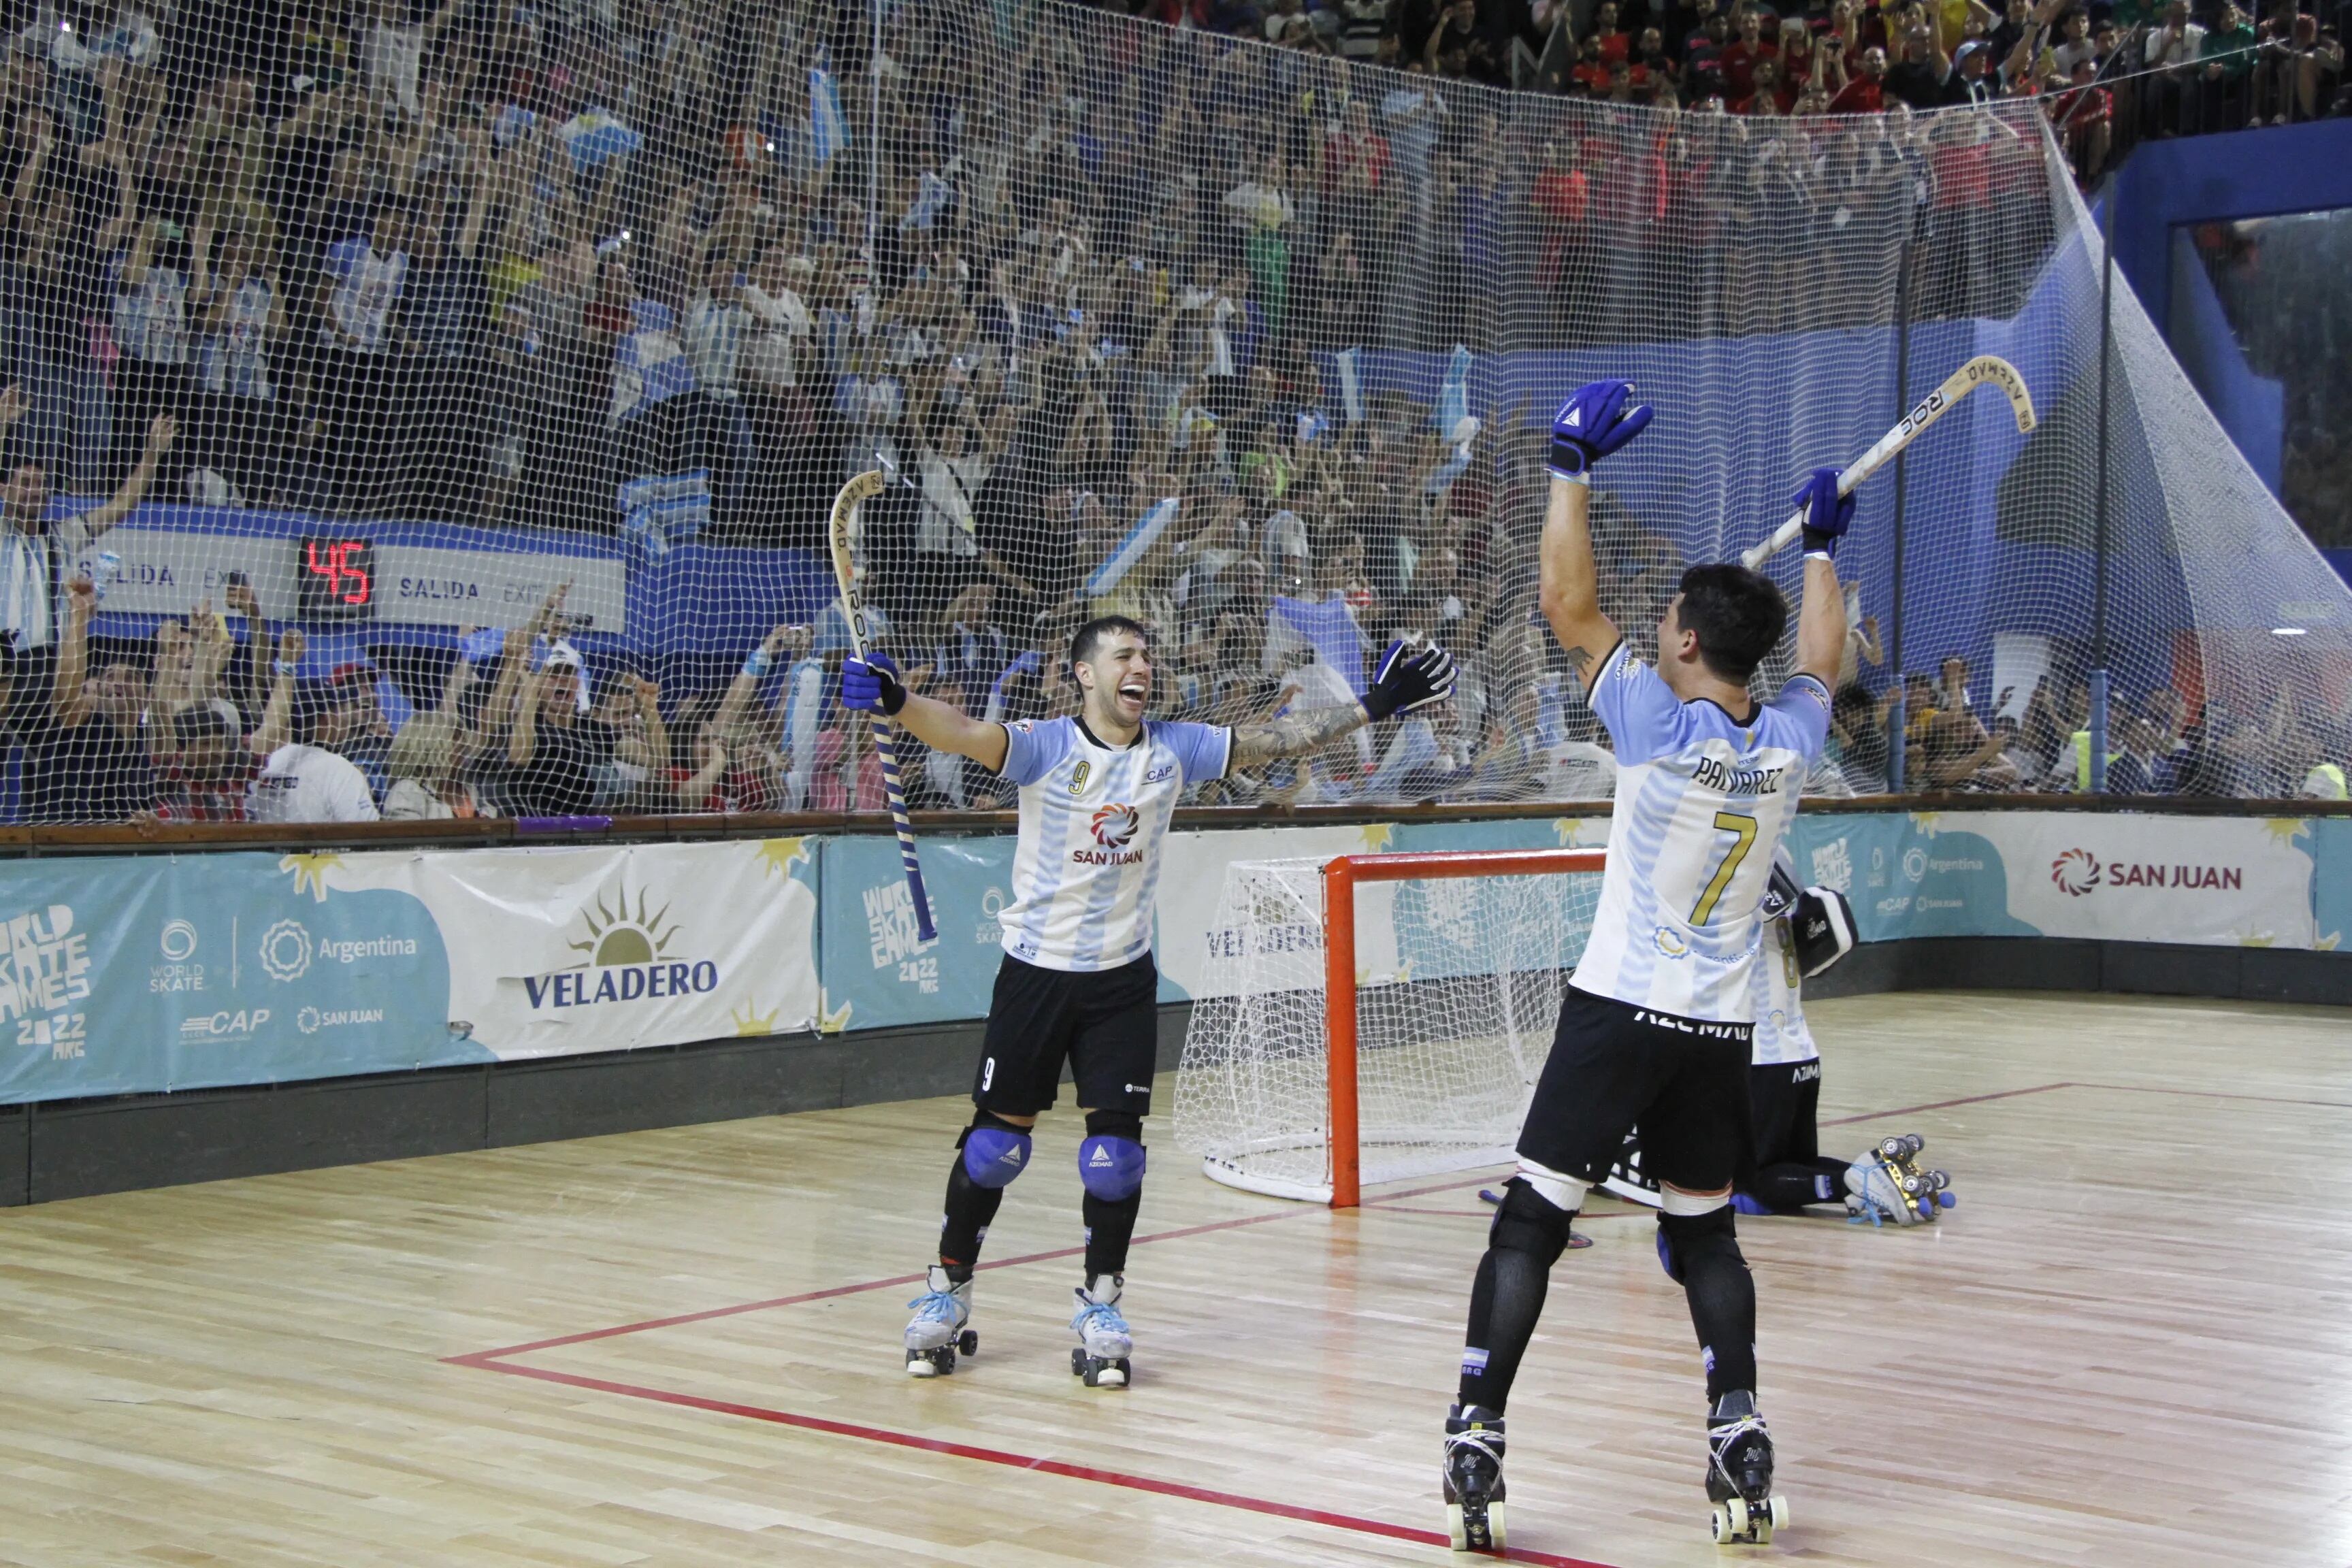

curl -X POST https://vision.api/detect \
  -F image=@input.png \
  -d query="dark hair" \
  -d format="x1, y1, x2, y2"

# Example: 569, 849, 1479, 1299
1672, 564, 1786, 683
1069, 615, 1149, 673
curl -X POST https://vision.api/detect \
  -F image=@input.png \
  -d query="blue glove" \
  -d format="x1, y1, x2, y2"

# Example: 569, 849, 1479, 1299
1548, 380, 1654, 478
1792, 466, 1856, 557
841, 651, 907, 715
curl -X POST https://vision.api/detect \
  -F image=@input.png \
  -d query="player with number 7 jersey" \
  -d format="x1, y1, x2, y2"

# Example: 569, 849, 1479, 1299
1437, 384, 1846, 1554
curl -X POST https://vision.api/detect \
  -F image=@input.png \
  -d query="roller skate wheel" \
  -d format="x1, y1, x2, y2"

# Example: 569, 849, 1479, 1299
906, 1348, 953, 1378
1710, 1503, 1734, 1543
1448, 1503, 1469, 1552
1898, 1173, 1928, 1196
1726, 1495, 1750, 1535
1929, 1169, 1952, 1190
1878, 1137, 1909, 1161
1769, 1495, 1791, 1530
1486, 1501, 1507, 1551
958, 1328, 979, 1356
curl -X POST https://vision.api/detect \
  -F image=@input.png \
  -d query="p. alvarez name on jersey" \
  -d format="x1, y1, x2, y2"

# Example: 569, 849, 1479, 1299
1571, 642, 1831, 1023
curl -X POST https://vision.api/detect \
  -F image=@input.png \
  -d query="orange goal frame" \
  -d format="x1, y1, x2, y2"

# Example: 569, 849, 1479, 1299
1320, 849, 1607, 1208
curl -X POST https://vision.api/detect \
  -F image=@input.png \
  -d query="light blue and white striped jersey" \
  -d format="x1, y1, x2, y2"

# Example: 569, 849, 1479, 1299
1570, 642, 1831, 1022
997, 716, 1231, 972
1750, 844, 1818, 1066
1749, 921, 1818, 1065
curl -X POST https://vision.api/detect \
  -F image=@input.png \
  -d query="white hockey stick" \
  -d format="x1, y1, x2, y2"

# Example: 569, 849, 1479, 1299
1742, 355, 2037, 570
827, 468, 937, 943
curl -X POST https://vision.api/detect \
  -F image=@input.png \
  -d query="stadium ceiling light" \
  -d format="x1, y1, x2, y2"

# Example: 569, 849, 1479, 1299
2270, 626, 2309, 636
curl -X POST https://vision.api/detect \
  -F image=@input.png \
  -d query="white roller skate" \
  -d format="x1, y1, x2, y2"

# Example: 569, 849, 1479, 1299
1069, 1275, 1132, 1388
1441, 1403, 1507, 1552
904, 1264, 977, 1377
1705, 1390, 1788, 1546
1844, 1134, 1955, 1227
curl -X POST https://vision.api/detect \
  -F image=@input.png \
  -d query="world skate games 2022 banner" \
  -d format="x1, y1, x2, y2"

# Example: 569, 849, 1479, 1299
0, 811, 2338, 1102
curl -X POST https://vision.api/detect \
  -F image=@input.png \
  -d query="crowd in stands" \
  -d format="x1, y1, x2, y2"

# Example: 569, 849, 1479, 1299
0, 0, 2342, 823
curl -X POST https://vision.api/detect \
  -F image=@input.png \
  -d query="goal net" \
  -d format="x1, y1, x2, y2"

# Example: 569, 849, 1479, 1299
1173, 849, 1605, 1205
8, 0, 2343, 826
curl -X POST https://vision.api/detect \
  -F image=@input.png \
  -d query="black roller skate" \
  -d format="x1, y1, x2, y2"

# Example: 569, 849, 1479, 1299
1441, 1403, 1507, 1552
1705, 1390, 1788, 1546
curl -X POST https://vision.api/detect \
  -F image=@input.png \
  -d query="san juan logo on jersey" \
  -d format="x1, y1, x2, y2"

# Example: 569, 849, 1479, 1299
1075, 803, 1143, 866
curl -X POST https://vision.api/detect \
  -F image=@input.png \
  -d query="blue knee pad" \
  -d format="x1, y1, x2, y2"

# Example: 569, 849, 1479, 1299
1079, 1126, 1146, 1201
960, 1114, 1032, 1189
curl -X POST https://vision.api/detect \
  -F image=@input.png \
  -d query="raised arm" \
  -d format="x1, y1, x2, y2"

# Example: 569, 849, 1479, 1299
250, 627, 303, 753
82, 414, 178, 540
53, 574, 97, 726
1537, 380, 1653, 693
1788, 467, 1855, 688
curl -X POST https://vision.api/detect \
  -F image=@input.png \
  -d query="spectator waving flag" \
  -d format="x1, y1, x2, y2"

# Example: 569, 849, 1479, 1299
1083, 497, 1181, 597
1334, 347, 1365, 425
1267, 595, 1375, 697
558, 108, 642, 170
810, 53, 849, 165
610, 299, 697, 425
617, 470, 712, 559
900, 169, 956, 233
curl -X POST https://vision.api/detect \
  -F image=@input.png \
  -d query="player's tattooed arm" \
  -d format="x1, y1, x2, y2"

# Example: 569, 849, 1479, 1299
1227, 701, 1371, 770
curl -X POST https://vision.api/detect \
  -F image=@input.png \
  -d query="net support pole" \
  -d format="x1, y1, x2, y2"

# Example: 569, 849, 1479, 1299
2089, 180, 2118, 794
1884, 214, 1918, 792
1322, 857, 1362, 1211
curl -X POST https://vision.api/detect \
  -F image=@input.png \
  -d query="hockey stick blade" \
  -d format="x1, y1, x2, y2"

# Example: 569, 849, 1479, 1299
826, 469, 938, 944
1742, 355, 2036, 570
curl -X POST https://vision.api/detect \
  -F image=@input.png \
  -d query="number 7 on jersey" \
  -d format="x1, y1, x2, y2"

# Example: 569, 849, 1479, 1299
1692, 813, 1758, 925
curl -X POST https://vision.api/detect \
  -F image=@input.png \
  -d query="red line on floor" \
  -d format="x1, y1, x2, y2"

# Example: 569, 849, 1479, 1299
1818, 1081, 2073, 1126
464, 1354, 1620, 1568
451, 1172, 1501, 1364
2067, 1081, 2352, 1111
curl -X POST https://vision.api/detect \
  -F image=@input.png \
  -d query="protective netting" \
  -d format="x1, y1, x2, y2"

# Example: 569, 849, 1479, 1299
1173, 855, 1600, 1201
3, 0, 2345, 823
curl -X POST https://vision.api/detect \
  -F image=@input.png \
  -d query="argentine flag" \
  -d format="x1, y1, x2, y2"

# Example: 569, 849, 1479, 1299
617, 469, 712, 558
811, 54, 848, 165
610, 299, 698, 425
1083, 497, 1181, 597
559, 108, 642, 170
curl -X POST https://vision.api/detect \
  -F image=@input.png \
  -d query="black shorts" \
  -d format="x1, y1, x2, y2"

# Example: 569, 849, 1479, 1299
1748, 1058, 1823, 1169
1517, 986, 1753, 1193
973, 953, 1158, 1117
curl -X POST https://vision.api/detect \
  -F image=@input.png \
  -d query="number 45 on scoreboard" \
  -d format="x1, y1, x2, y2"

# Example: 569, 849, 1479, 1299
296, 536, 377, 623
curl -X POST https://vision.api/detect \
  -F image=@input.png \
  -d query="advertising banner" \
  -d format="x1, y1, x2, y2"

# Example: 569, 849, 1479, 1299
325, 838, 823, 1058
1788, 811, 2318, 949
0, 838, 821, 1105
817, 834, 1015, 1032
0, 851, 467, 1105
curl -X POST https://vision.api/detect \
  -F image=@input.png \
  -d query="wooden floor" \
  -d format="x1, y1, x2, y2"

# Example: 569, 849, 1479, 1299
3, 991, 2350, 1568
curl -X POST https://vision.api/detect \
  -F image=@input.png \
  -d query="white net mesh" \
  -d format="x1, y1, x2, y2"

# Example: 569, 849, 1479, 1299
1173, 854, 1601, 1201
3, 0, 2342, 823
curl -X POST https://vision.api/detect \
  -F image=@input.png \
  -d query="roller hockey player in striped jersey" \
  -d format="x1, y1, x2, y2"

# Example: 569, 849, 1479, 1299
842, 614, 1454, 1386
1437, 381, 1847, 1551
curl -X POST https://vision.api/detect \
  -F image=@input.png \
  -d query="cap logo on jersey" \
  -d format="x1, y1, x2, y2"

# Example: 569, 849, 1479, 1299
1069, 760, 1092, 795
